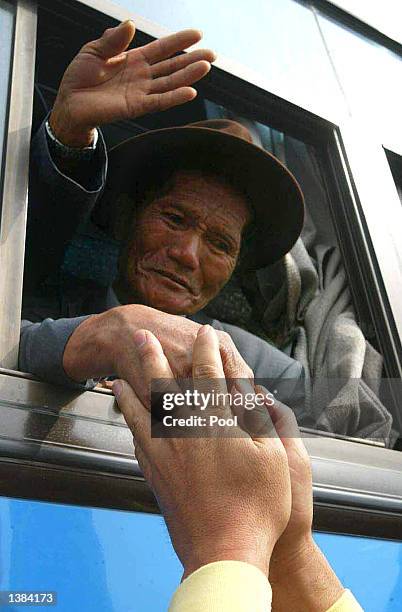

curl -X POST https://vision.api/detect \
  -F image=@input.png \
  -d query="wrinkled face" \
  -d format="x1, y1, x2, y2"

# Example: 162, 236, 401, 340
120, 170, 250, 314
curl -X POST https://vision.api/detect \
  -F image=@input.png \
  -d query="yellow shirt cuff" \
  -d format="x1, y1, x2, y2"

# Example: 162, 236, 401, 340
326, 589, 364, 611
169, 560, 272, 612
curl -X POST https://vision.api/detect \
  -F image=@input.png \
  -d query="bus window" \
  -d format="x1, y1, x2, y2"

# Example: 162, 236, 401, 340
20, 1, 401, 451
316, 11, 402, 155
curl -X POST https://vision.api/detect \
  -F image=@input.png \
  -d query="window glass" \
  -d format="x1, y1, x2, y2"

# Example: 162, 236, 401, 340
317, 13, 402, 152
109, 0, 347, 119
0, 0, 14, 188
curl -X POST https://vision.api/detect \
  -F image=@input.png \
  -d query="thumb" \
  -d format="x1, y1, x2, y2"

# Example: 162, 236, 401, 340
88, 20, 136, 60
112, 378, 151, 453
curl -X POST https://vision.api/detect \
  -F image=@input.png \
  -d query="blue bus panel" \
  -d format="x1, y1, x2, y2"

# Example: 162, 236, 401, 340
0, 497, 401, 611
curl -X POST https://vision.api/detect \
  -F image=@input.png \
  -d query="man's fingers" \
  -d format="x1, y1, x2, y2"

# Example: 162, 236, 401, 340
112, 379, 152, 452
218, 332, 255, 382
141, 29, 202, 64
85, 20, 136, 60
193, 325, 225, 381
191, 326, 231, 421
130, 329, 181, 410
144, 88, 198, 114
151, 48, 216, 78
150, 60, 211, 94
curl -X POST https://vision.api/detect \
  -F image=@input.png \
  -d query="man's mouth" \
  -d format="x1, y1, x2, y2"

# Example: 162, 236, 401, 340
151, 269, 195, 294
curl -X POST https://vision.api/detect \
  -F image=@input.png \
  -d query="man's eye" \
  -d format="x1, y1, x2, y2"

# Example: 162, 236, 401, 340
165, 212, 184, 225
209, 237, 232, 254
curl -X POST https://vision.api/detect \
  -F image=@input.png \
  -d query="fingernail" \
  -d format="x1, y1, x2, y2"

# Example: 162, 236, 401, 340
112, 380, 123, 398
198, 324, 212, 337
133, 329, 147, 348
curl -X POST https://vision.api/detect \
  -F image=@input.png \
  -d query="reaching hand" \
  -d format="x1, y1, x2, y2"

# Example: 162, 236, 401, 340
111, 326, 347, 610
49, 20, 216, 147
112, 325, 291, 579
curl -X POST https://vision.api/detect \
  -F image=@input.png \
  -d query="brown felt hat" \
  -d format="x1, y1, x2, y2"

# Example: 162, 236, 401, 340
94, 119, 305, 270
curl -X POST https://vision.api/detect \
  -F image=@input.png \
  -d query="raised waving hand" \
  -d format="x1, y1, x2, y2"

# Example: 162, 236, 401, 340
50, 20, 216, 147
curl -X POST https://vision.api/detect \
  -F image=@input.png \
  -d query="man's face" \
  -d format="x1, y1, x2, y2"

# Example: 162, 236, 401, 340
121, 170, 250, 314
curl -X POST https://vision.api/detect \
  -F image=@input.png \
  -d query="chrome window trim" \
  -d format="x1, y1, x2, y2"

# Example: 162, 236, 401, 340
335, 122, 402, 370
0, 0, 37, 369
328, 125, 402, 392
0, 371, 402, 539
1, 455, 402, 540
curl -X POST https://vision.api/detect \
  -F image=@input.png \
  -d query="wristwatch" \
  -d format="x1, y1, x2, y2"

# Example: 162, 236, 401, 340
45, 119, 99, 161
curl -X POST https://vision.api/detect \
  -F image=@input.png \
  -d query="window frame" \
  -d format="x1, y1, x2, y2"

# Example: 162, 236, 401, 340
0, 0, 401, 542
0, 0, 37, 369
313, 0, 402, 49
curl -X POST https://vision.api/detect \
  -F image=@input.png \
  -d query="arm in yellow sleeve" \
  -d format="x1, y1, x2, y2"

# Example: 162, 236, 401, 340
168, 560, 272, 612
169, 561, 364, 612
326, 589, 364, 611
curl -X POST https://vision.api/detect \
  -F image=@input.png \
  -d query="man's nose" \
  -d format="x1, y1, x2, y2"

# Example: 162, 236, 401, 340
168, 231, 201, 270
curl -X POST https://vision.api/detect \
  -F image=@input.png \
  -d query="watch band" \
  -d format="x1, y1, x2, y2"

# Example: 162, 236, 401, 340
45, 119, 99, 161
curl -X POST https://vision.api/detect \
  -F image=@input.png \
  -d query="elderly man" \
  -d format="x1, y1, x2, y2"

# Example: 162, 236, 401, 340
21, 21, 305, 408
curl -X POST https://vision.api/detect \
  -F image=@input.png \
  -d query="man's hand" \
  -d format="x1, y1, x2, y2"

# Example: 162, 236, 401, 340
49, 20, 216, 147
112, 325, 291, 578
62, 304, 254, 405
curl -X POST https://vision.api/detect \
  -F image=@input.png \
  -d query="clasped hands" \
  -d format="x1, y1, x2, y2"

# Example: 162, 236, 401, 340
112, 325, 316, 583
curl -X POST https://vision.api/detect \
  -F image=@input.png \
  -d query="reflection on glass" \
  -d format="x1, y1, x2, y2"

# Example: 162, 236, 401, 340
110, 0, 346, 118
317, 13, 402, 150
0, 1, 14, 182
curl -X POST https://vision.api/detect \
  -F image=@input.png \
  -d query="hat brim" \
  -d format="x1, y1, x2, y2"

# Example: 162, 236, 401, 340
96, 126, 305, 269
